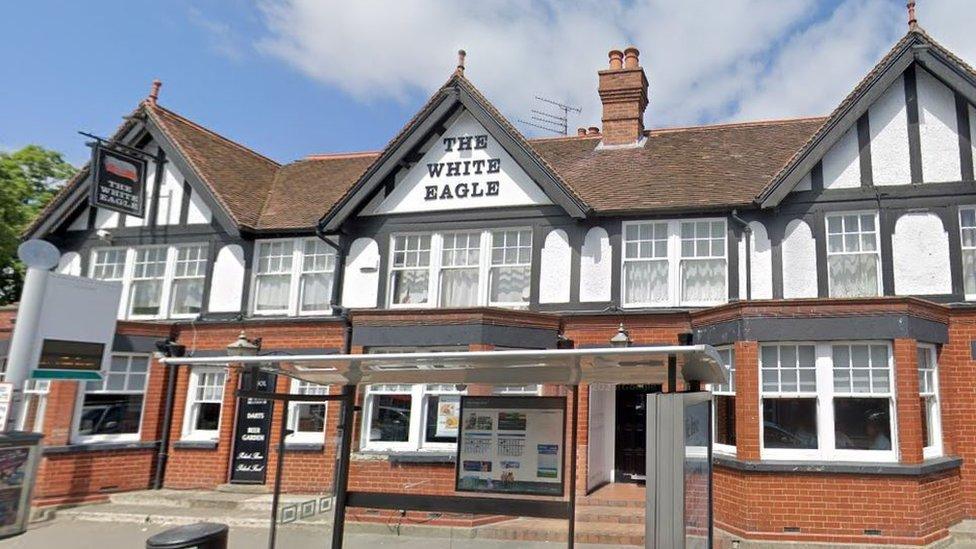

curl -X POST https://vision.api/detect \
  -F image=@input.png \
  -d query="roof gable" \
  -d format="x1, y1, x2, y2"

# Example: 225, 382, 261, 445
318, 73, 589, 233
758, 28, 976, 207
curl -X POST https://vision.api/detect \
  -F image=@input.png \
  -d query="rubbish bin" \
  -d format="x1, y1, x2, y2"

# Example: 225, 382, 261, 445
146, 522, 229, 549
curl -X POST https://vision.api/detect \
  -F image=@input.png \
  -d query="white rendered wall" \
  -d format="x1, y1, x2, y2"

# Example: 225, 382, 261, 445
781, 219, 818, 298
893, 212, 951, 295
342, 238, 380, 308
969, 104, 976, 173
94, 208, 118, 229
539, 229, 571, 303
208, 244, 245, 313
186, 188, 213, 224
822, 126, 861, 189
56, 251, 81, 276
125, 144, 159, 228
579, 227, 611, 302
746, 221, 772, 299
155, 162, 186, 225
870, 74, 912, 186
67, 207, 89, 231
917, 68, 961, 183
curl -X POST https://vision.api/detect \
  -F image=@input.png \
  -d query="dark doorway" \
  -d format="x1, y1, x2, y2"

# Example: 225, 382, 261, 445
614, 384, 661, 483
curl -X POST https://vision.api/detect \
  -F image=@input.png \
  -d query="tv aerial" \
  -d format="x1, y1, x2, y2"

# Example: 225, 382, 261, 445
518, 96, 581, 136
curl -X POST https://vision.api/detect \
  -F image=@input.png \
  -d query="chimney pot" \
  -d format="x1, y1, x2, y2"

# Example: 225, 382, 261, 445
577, 127, 587, 137
623, 46, 640, 69
456, 49, 467, 75
148, 79, 162, 106
587, 127, 600, 136
608, 49, 624, 70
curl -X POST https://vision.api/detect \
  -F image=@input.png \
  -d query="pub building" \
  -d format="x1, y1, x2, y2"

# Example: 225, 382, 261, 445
8, 18, 976, 546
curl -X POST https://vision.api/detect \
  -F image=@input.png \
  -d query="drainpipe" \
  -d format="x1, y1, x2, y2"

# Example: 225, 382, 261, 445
153, 326, 182, 489
730, 209, 752, 301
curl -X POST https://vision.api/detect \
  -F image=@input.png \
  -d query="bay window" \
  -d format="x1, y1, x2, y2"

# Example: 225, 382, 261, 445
622, 219, 727, 307
918, 344, 942, 457
711, 348, 735, 452
388, 229, 532, 308
760, 342, 896, 462
960, 208, 976, 298
182, 367, 226, 441
251, 238, 337, 316
287, 380, 329, 444
73, 354, 149, 443
826, 212, 881, 297
89, 243, 208, 320
361, 383, 464, 452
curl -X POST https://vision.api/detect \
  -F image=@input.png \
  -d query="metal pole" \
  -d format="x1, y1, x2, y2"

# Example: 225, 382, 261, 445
268, 399, 289, 549
567, 385, 579, 549
667, 354, 677, 394
4, 266, 50, 431
331, 385, 355, 549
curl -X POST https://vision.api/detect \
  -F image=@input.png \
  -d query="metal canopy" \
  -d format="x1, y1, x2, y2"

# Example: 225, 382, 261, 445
160, 345, 726, 386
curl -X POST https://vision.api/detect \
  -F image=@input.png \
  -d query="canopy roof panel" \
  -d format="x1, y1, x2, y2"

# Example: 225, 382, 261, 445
161, 345, 726, 386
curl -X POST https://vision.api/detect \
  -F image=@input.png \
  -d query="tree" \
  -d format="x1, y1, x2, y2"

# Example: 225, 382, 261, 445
0, 145, 77, 304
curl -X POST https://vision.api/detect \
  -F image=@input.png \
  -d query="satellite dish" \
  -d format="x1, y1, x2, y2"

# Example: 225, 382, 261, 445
17, 239, 61, 270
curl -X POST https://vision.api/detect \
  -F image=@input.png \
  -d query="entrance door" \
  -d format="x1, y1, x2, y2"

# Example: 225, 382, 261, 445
614, 384, 660, 482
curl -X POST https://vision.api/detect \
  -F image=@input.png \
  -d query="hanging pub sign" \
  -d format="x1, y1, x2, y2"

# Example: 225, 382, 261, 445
89, 145, 148, 218
230, 370, 276, 484
455, 396, 566, 497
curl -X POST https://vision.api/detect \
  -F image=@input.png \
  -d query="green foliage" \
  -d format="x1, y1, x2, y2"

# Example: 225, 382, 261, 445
0, 145, 77, 304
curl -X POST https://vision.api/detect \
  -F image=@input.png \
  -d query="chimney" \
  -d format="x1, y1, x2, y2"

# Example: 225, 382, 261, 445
598, 46, 648, 146
577, 127, 587, 137
147, 79, 162, 106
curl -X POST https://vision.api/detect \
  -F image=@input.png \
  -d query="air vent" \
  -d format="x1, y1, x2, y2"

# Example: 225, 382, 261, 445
865, 529, 882, 536
783, 526, 801, 533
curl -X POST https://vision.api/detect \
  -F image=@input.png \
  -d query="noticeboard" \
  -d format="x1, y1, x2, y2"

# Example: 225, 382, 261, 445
455, 396, 566, 497
230, 370, 276, 484
89, 145, 148, 218
0, 445, 37, 537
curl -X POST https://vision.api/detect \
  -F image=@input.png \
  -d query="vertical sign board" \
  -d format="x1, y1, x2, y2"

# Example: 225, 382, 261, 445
89, 145, 148, 218
0, 442, 39, 538
455, 396, 565, 497
230, 371, 276, 484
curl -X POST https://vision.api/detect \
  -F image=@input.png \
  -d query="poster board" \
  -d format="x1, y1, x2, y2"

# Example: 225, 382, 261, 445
455, 396, 565, 496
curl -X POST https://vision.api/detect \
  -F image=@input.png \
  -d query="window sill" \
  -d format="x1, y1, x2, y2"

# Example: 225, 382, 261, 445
43, 440, 159, 455
714, 454, 962, 476
173, 440, 218, 450
353, 450, 456, 464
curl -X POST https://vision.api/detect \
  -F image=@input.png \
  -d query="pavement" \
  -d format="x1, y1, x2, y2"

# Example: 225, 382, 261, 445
0, 518, 612, 548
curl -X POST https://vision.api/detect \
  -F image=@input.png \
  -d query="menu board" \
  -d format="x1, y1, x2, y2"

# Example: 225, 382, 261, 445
230, 371, 276, 484
455, 396, 565, 496
0, 446, 33, 535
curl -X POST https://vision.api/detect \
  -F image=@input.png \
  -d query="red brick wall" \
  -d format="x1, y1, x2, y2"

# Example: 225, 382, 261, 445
941, 311, 976, 515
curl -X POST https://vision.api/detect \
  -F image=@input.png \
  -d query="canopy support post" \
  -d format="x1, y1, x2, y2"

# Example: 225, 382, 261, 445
567, 384, 578, 549
267, 399, 290, 549
331, 385, 356, 548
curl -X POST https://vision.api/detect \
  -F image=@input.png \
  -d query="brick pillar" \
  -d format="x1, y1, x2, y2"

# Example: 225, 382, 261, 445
42, 380, 78, 446
466, 344, 494, 396
894, 338, 924, 464
734, 341, 760, 461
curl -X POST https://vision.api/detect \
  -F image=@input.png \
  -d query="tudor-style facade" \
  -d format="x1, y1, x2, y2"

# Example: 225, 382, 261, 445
7, 25, 976, 546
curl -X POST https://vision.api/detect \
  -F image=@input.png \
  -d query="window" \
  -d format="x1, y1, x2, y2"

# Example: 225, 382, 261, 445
73, 354, 149, 443
0, 359, 49, 432
390, 235, 432, 306
439, 232, 481, 307
489, 229, 532, 305
826, 212, 880, 297
361, 383, 464, 451
287, 380, 329, 444
251, 238, 337, 316
760, 342, 896, 461
170, 245, 207, 317
711, 348, 735, 452
387, 229, 533, 308
622, 219, 727, 307
182, 367, 226, 440
918, 345, 942, 457
299, 240, 336, 313
254, 240, 294, 313
89, 244, 208, 320
960, 208, 976, 298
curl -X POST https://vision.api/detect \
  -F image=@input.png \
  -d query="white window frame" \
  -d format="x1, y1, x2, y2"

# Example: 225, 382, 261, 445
959, 207, 976, 300
492, 384, 543, 395
360, 382, 466, 453
487, 229, 533, 307
169, 244, 209, 320
71, 353, 150, 444
181, 366, 227, 441
89, 243, 209, 321
759, 341, 898, 463
824, 211, 882, 298
286, 379, 329, 445
387, 228, 533, 309
621, 218, 728, 308
250, 237, 336, 317
918, 344, 943, 459
709, 347, 735, 455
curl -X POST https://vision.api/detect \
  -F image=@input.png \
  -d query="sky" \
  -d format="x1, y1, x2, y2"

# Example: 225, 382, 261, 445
1, 1, 975, 167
